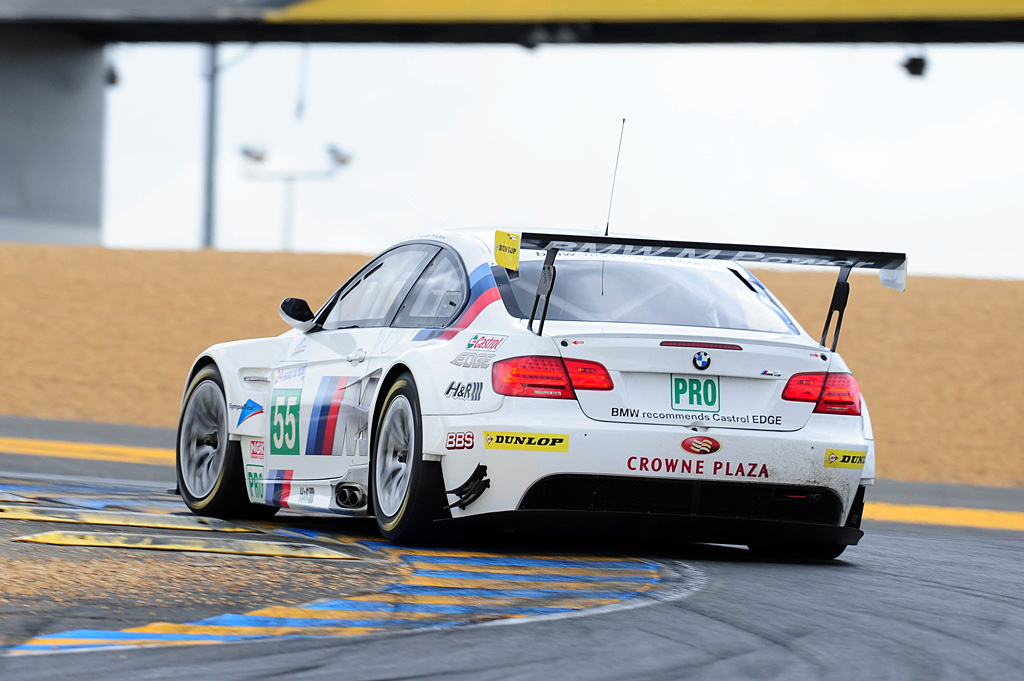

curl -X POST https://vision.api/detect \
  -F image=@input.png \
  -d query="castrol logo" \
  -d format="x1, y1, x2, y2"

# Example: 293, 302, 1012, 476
681, 436, 721, 455
467, 334, 506, 351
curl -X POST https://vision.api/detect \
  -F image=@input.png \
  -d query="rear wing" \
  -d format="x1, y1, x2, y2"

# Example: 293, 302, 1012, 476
496, 231, 907, 351
518, 233, 906, 291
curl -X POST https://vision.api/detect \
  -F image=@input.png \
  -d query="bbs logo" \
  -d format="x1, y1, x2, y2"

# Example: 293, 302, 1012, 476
445, 432, 475, 450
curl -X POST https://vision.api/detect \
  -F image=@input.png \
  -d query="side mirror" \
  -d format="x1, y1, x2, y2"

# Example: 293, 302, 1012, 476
279, 298, 316, 332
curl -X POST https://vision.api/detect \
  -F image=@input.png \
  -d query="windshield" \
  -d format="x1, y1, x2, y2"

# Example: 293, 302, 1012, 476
497, 255, 797, 334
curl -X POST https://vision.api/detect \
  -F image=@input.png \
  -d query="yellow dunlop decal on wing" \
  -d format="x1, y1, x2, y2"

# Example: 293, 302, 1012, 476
484, 432, 569, 452
824, 449, 866, 469
494, 230, 520, 271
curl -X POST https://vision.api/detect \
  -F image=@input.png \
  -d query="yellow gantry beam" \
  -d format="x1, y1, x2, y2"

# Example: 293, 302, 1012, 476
269, 0, 1024, 23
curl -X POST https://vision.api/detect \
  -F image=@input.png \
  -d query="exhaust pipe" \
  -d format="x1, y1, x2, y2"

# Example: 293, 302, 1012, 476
335, 484, 367, 509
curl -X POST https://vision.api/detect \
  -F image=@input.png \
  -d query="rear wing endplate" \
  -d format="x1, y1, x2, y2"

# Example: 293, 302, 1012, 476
499, 231, 907, 351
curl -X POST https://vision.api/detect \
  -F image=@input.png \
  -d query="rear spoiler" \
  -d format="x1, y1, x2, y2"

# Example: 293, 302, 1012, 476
518, 233, 906, 291
497, 231, 907, 351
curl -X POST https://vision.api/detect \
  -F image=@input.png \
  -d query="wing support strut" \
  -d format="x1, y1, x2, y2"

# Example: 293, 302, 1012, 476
527, 248, 559, 336
820, 266, 851, 352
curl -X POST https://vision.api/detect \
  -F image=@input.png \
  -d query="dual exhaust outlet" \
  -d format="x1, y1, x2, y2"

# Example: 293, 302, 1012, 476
335, 484, 367, 509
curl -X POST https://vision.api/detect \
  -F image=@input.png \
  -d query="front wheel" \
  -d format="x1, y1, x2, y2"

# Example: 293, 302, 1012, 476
371, 373, 445, 544
176, 365, 278, 520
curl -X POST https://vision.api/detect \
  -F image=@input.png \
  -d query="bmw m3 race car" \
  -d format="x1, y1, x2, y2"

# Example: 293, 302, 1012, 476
176, 229, 906, 558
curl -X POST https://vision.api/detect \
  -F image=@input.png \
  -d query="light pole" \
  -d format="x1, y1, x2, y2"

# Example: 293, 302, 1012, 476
200, 44, 256, 249
201, 43, 219, 249
240, 144, 350, 250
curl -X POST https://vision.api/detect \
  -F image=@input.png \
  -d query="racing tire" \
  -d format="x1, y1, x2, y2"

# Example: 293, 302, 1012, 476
371, 373, 445, 545
747, 542, 847, 561
176, 365, 279, 520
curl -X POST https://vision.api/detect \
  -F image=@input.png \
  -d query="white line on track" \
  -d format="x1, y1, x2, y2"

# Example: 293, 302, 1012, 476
474, 559, 708, 629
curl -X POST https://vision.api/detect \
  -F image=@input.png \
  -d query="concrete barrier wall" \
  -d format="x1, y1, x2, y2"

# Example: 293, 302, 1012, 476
0, 28, 104, 244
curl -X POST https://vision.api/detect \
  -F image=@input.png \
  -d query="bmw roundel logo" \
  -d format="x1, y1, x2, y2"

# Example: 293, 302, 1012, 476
693, 351, 711, 371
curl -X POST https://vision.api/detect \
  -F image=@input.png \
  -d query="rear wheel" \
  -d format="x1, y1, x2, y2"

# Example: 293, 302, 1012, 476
371, 373, 445, 544
748, 542, 847, 561
176, 365, 278, 520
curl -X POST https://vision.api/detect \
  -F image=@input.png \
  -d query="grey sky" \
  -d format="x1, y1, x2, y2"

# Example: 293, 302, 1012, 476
103, 43, 1024, 279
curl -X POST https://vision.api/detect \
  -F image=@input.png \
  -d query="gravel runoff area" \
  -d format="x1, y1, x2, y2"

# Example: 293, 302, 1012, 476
0, 514, 401, 649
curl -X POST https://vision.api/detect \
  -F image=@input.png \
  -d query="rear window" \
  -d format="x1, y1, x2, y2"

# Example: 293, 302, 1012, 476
496, 256, 797, 334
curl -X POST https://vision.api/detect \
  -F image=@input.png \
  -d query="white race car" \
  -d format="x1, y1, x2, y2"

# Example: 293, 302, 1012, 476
176, 229, 905, 558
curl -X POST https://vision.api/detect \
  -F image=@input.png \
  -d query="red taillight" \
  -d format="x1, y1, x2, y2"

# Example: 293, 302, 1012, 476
492, 356, 614, 398
563, 359, 614, 391
492, 356, 575, 399
781, 371, 861, 416
781, 372, 826, 402
814, 373, 862, 416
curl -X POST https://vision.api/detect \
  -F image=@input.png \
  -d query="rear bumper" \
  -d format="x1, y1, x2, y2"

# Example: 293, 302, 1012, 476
426, 398, 869, 541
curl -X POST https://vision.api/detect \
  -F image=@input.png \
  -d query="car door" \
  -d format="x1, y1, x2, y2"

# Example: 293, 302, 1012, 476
266, 244, 439, 488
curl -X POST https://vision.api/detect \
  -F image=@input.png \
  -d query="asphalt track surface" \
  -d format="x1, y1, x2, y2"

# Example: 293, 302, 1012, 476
1, 415, 1022, 681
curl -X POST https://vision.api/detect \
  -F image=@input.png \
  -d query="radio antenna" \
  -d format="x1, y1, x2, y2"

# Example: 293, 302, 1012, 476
604, 118, 626, 237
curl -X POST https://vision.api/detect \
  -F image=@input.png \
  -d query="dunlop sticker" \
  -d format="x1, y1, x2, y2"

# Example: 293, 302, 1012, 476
824, 449, 866, 469
484, 432, 569, 452
495, 230, 520, 271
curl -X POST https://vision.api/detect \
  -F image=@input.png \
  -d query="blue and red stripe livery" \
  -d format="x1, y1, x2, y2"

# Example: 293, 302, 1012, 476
265, 469, 293, 507
306, 376, 351, 455
414, 263, 499, 342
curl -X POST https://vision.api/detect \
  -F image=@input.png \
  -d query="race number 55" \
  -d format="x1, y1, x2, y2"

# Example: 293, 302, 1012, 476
271, 389, 301, 455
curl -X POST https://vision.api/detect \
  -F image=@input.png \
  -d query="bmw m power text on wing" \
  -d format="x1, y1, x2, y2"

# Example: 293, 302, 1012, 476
175, 229, 906, 558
